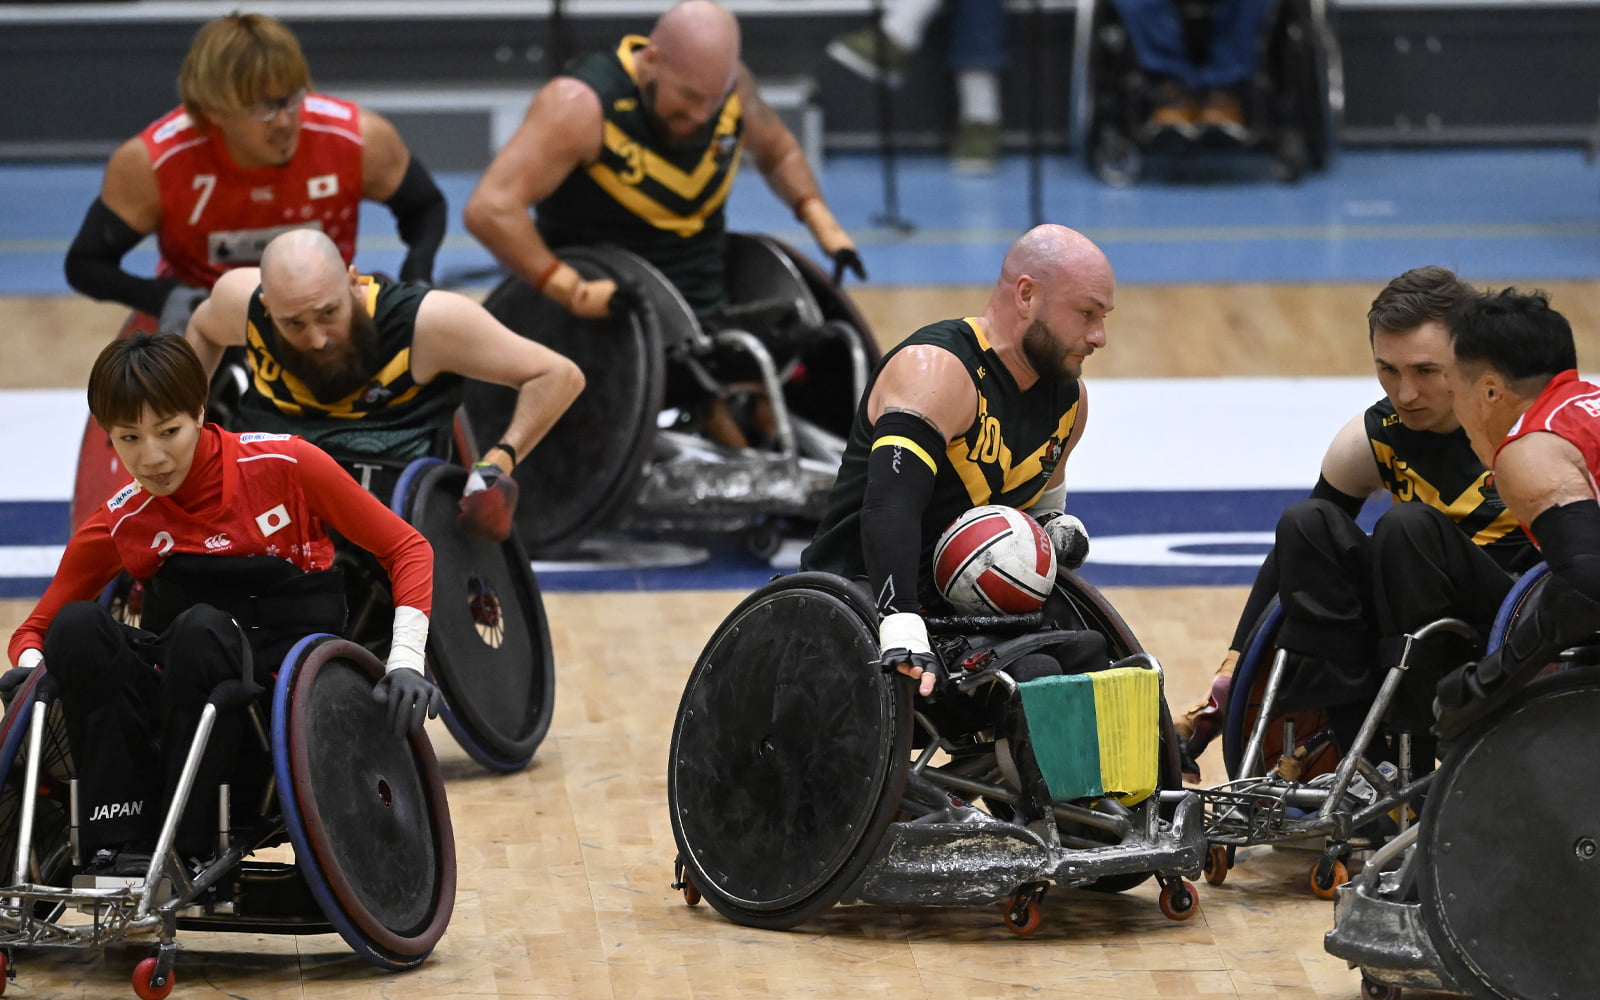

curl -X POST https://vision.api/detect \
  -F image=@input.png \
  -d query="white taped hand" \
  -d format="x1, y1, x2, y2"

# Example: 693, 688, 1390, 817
879, 611, 940, 696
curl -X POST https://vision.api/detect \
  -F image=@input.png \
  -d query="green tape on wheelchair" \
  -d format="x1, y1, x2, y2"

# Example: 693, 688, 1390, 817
1018, 666, 1160, 806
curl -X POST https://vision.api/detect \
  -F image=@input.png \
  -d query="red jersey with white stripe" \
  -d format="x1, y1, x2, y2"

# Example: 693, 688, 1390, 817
9, 426, 430, 664
1495, 369, 1600, 545
139, 94, 364, 289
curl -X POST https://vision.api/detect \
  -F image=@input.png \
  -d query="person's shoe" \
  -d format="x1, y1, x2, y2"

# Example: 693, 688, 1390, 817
826, 27, 912, 88
693, 396, 749, 451
951, 120, 1000, 174
1142, 81, 1199, 140
1197, 88, 1249, 141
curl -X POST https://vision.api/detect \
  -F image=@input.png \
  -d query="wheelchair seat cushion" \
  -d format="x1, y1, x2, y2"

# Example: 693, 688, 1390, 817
1018, 665, 1160, 805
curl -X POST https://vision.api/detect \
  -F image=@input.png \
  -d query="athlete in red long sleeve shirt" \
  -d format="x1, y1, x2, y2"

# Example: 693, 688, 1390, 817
5, 333, 439, 861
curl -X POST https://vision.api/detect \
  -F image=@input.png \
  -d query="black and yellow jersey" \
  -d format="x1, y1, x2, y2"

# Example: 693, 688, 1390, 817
802, 318, 1081, 602
536, 35, 744, 318
236, 274, 461, 459
1364, 398, 1536, 572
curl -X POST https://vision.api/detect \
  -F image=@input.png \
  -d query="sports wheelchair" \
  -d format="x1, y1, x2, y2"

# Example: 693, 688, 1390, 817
462, 233, 880, 559
1201, 564, 1558, 899
1323, 597, 1600, 1000
1069, 0, 1341, 186
0, 637, 454, 998
332, 454, 556, 775
667, 568, 1206, 933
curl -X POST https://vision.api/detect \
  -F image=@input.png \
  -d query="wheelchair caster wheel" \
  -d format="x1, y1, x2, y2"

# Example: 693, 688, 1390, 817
1360, 977, 1401, 1000
1203, 844, 1230, 886
681, 874, 701, 907
1158, 880, 1199, 921
1001, 895, 1042, 936
745, 521, 782, 561
1310, 856, 1347, 900
132, 957, 174, 1000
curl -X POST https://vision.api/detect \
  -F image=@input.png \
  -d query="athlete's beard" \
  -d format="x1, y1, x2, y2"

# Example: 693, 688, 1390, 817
1022, 318, 1082, 383
276, 307, 384, 402
640, 81, 716, 152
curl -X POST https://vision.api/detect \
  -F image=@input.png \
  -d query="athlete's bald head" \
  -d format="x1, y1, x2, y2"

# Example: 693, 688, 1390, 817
639, 1, 742, 144
260, 227, 346, 298
649, 1, 741, 91
987, 225, 1114, 385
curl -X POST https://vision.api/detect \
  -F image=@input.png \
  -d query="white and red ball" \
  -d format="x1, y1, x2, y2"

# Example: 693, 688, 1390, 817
933, 505, 1058, 614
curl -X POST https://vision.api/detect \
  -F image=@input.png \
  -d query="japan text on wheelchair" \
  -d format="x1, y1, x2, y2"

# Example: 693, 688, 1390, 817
1070, 0, 1341, 186
1324, 566, 1600, 1000
666, 568, 1207, 933
462, 233, 880, 559
0, 565, 454, 998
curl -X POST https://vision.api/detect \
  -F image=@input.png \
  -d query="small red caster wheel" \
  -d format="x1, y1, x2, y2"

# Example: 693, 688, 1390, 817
1158, 879, 1200, 921
132, 956, 174, 1000
1361, 976, 1401, 1000
1001, 894, 1043, 936
681, 874, 701, 906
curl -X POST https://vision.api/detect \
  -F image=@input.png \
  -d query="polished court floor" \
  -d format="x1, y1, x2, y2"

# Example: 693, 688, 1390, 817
1, 144, 1597, 997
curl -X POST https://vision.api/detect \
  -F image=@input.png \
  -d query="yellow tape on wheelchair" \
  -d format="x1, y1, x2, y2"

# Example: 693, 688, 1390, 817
1017, 666, 1160, 806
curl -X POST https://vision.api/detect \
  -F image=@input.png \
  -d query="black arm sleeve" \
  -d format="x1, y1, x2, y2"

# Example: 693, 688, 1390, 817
1532, 499, 1600, 605
1227, 475, 1365, 650
861, 411, 944, 616
383, 157, 447, 285
63, 197, 176, 315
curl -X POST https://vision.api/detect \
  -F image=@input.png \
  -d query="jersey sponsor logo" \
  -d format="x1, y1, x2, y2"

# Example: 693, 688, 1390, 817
360, 382, 392, 405
1578, 398, 1600, 418
151, 531, 175, 556
151, 113, 194, 145
250, 186, 274, 203
1382, 412, 1402, 426
89, 799, 144, 822
1044, 438, 1065, 464
976, 365, 987, 380
239, 432, 292, 443
209, 222, 321, 267
256, 504, 292, 537
307, 174, 339, 199
106, 482, 142, 512
304, 95, 353, 120
204, 533, 231, 551
614, 97, 638, 112
715, 133, 738, 158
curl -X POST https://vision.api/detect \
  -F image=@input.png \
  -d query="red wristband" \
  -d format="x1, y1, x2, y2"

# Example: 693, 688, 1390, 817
533, 258, 563, 291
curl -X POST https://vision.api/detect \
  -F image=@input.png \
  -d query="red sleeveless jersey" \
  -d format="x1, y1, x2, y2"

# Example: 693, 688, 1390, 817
9, 427, 431, 664
139, 94, 364, 289
1495, 369, 1600, 545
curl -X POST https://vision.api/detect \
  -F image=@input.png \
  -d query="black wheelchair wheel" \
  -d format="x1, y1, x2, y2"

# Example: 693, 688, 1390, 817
668, 572, 913, 929
399, 459, 554, 772
1417, 665, 1600, 1000
272, 636, 455, 970
0, 670, 75, 914
468, 246, 671, 555
1220, 598, 1338, 782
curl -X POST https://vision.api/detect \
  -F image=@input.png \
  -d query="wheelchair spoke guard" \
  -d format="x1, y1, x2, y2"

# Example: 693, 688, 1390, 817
469, 246, 675, 555
1418, 666, 1600, 1000
669, 572, 912, 929
272, 636, 455, 969
398, 459, 554, 772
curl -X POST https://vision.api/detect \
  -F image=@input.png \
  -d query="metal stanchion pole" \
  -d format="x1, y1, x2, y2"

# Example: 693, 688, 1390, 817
870, 0, 915, 233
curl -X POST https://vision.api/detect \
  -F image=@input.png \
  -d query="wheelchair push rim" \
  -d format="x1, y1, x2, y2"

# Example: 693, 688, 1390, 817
271, 635, 455, 969
470, 245, 667, 555
668, 571, 913, 929
395, 459, 555, 772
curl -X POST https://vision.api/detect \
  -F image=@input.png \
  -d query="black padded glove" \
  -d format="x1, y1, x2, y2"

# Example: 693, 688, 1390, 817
206, 676, 265, 711
0, 666, 34, 707
831, 248, 867, 285
371, 667, 444, 738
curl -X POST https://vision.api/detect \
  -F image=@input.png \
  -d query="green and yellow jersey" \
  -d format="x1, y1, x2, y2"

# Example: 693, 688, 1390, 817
536, 36, 744, 318
802, 318, 1081, 603
237, 274, 461, 459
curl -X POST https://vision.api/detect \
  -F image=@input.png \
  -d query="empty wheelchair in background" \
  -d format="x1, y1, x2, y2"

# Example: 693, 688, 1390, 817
1325, 658, 1600, 1000
667, 568, 1206, 933
463, 233, 879, 559
333, 454, 556, 775
1070, 0, 1341, 185
0, 637, 454, 998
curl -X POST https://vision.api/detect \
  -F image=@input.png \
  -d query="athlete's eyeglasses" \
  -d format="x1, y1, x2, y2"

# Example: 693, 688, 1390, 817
247, 88, 306, 123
